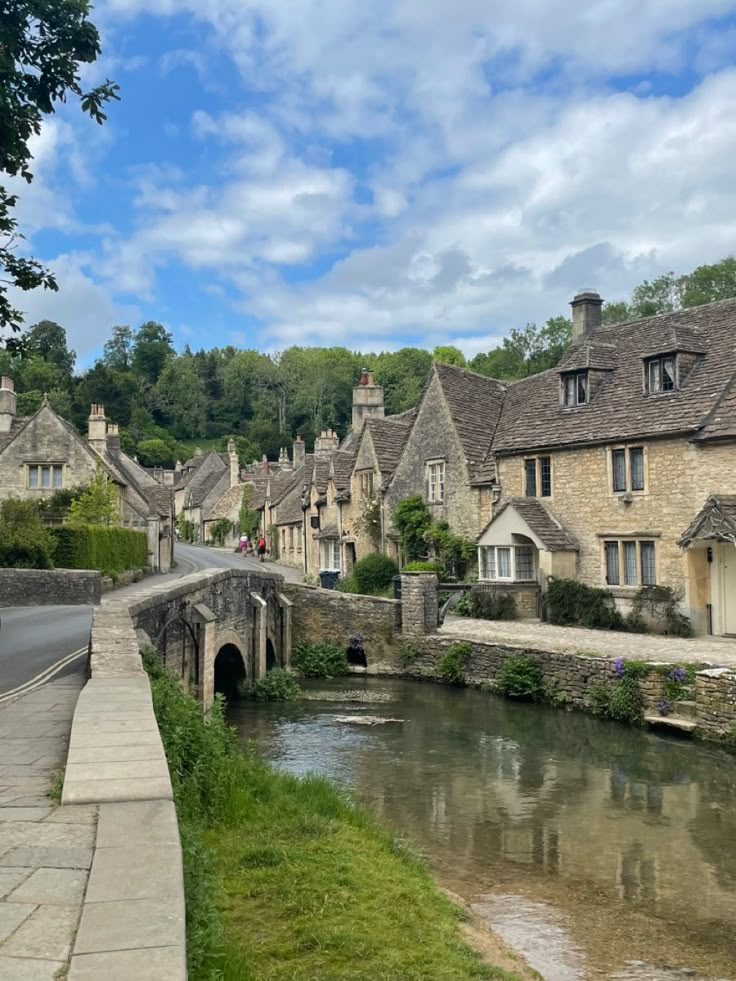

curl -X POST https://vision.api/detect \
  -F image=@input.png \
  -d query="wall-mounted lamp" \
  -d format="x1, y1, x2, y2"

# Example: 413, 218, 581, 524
707, 546, 713, 564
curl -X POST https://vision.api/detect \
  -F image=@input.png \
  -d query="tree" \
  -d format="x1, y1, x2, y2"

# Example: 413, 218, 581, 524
238, 485, 261, 541
0, 498, 55, 568
132, 322, 174, 384
67, 467, 119, 526
136, 438, 174, 468
432, 345, 466, 367
680, 256, 736, 308
469, 317, 572, 380
156, 355, 208, 438
0, 1, 118, 342
25, 321, 75, 376
103, 326, 134, 371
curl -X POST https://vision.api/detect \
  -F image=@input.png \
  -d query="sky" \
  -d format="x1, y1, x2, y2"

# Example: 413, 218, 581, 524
10, 0, 736, 364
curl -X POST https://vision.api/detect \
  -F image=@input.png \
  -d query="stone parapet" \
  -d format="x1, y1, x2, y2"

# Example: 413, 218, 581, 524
401, 573, 439, 637
0, 568, 101, 607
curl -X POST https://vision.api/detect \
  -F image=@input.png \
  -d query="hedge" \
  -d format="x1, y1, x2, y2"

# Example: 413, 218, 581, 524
50, 525, 148, 577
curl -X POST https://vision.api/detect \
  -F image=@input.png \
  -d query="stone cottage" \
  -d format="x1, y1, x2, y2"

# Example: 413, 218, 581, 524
0, 381, 174, 571
476, 291, 736, 635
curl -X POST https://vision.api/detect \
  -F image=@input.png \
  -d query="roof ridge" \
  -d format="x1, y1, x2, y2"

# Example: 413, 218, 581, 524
433, 359, 509, 388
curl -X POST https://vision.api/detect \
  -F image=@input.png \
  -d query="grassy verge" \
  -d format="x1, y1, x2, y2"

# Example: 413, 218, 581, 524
144, 653, 523, 981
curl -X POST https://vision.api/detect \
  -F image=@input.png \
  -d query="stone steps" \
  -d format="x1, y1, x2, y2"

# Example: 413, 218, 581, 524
644, 714, 697, 734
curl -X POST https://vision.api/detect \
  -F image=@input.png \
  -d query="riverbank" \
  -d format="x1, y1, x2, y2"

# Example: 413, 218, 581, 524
145, 655, 531, 980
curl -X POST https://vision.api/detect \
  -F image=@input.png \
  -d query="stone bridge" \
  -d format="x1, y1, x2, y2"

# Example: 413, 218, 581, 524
127, 567, 293, 707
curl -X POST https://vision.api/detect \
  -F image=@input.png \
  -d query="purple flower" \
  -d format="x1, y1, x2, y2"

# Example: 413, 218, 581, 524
613, 657, 626, 678
669, 666, 688, 682
657, 698, 673, 717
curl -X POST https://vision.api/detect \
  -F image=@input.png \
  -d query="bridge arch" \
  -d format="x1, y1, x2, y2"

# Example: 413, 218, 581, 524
214, 642, 246, 698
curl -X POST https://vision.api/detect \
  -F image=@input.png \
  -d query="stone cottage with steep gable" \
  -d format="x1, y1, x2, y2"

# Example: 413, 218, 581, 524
383, 362, 506, 561
0, 380, 174, 571
477, 291, 736, 635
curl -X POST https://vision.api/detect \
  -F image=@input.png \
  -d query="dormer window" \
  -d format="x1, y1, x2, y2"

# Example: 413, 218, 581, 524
646, 355, 676, 394
561, 370, 588, 407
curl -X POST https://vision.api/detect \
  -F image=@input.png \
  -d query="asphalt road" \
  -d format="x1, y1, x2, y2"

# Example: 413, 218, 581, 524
0, 544, 297, 699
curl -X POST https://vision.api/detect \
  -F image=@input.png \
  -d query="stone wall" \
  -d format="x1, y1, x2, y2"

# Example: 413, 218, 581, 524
472, 581, 540, 619
695, 668, 736, 739
0, 568, 101, 606
283, 583, 401, 663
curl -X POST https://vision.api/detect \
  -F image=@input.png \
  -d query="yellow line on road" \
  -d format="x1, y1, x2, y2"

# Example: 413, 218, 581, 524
0, 646, 88, 706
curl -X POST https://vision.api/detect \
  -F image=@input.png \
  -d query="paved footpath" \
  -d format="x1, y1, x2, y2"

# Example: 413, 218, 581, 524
0, 676, 97, 979
442, 616, 736, 668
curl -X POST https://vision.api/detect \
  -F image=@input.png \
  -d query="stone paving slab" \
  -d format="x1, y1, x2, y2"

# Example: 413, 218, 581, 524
0, 678, 92, 978
442, 615, 736, 667
74, 897, 184, 953
69, 944, 187, 980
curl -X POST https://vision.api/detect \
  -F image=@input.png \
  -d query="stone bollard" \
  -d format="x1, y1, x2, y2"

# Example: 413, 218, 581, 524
400, 573, 439, 637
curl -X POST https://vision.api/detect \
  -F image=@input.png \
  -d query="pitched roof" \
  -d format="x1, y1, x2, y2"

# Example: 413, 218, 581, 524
0, 417, 30, 453
480, 497, 578, 551
678, 495, 736, 548
204, 484, 243, 522
330, 450, 356, 492
434, 362, 507, 465
364, 415, 413, 475
557, 341, 617, 372
493, 298, 736, 454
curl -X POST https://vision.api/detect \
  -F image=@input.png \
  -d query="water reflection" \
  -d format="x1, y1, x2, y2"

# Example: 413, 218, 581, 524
230, 678, 736, 978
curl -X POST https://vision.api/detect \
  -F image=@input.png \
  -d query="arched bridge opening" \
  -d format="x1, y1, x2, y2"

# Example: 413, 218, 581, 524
214, 643, 246, 699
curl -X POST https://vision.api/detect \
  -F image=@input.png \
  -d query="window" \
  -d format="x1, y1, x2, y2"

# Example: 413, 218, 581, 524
289, 527, 294, 550
603, 539, 656, 587
281, 528, 286, 552
27, 464, 63, 490
320, 539, 341, 571
359, 470, 374, 499
524, 456, 552, 497
610, 446, 645, 493
646, 356, 676, 394
427, 461, 445, 503
562, 371, 588, 407
478, 544, 536, 581
524, 459, 537, 497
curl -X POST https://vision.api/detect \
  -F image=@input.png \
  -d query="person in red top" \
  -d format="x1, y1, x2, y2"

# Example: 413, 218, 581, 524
257, 536, 267, 561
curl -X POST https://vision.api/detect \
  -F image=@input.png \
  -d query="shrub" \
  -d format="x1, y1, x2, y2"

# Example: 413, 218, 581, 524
545, 578, 626, 630
209, 518, 233, 546
470, 590, 517, 621
335, 575, 360, 593
495, 654, 544, 700
424, 521, 476, 579
0, 498, 56, 568
50, 525, 147, 576
249, 668, 301, 701
398, 641, 421, 668
393, 495, 431, 562
606, 677, 645, 724
292, 642, 348, 678
402, 560, 443, 573
437, 642, 472, 684
352, 553, 399, 594
632, 584, 693, 637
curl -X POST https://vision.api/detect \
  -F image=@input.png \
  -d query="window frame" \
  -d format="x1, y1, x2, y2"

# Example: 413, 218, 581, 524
602, 538, 657, 588
645, 355, 677, 395
358, 469, 374, 499
320, 538, 341, 572
477, 544, 536, 582
426, 459, 446, 504
523, 455, 553, 498
561, 370, 589, 407
26, 463, 64, 491
609, 445, 647, 495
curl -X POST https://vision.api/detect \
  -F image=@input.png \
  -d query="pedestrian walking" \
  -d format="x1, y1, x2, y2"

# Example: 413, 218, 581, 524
257, 535, 267, 562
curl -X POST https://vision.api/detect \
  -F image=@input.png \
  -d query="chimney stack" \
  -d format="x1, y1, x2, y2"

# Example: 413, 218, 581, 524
227, 439, 239, 487
570, 290, 603, 343
262, 453, 269, 475
352, 368, 384, 433
293, 435, 306, 471
106, 422, 121, 455
88, 403, 107, 454
0, 377, 16, 433
315, 428, 340, 458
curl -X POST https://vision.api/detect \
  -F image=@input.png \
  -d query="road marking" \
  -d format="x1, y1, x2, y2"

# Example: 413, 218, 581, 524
0, 645, 88, 706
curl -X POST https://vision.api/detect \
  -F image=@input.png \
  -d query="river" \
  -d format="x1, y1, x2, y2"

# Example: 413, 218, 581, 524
229, 677, 736, 980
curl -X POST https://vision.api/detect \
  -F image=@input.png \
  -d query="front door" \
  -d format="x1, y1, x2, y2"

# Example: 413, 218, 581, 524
722, 545, 736, 634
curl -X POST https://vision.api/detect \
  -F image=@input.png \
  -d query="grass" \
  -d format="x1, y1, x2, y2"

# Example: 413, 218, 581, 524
48, 770, 63, 804
144, 651, 522, 981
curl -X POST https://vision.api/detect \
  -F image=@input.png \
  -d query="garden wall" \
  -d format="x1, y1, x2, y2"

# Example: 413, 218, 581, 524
0, 568, 101, 606
283, 583, 401, 661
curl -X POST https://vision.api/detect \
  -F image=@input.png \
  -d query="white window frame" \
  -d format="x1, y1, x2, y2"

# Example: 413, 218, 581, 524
477, 544, 536, 582
320, 539, 341, 572
426, 460, 446, 504
26, 464, 63, 490
602, 538, 657, 587
561, 371, 588, 407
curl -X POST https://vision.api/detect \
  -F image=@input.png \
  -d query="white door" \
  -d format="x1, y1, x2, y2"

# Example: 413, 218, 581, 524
723, 545, 736, 634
